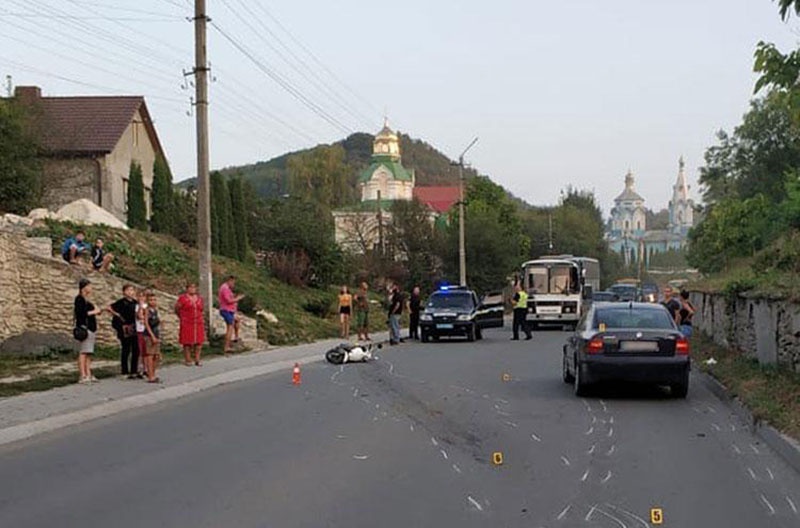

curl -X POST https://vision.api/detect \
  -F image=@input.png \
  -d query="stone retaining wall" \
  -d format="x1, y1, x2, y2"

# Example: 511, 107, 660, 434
0, 231, 257, 351
690, 291, 800, 373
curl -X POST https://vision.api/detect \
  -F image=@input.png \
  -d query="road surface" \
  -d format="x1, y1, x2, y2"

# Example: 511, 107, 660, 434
1, 328, 799, 527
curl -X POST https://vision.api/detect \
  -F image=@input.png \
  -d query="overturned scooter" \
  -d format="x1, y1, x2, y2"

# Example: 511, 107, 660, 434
325, 342, 382, 365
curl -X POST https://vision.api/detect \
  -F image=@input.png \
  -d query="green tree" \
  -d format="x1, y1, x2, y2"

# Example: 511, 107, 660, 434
287, 145, 353, 210
150, 156, 175, 234
172, 188, 197, 246
0, 98, 41, 214
228, 176, 249, 262
210, 171, 236, 258
387, 199, 443, 289
126, 162, 147, 230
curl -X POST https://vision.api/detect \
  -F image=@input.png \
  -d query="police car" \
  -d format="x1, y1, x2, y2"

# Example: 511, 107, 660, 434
419, 286, 504, 342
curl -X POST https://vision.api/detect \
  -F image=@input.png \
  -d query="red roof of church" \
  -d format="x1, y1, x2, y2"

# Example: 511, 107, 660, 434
413, 186, 460, 213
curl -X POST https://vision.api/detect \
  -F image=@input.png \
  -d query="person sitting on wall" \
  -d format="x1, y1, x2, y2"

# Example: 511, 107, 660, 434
61, 231, 90, 265
90, 237, 114, 273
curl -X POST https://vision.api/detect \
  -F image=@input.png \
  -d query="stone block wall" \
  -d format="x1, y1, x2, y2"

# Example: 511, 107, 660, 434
40, 157, 99, 213
691, 292, 800, 373
0, 232, 257, 350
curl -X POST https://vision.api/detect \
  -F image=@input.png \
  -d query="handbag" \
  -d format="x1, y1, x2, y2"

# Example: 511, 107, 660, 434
73, 325, 88, 342
122, 324, 136, 338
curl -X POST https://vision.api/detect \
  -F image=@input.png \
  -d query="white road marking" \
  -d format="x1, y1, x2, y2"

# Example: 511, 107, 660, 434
609, 416, 615, 424
497, 398, 509, 404
467, 496, 484, 512
606, 444, 616, 456
336, 435, 347, 439
587, 444, 596, 455
482, 394, 490, 399
452, 463, 462, 474
531, 432, 542, 442
601, 470, 613, 484
732, 444, 742, 454
388, 362, 394, 375
581, 468, 590, 482
747, 467, 758, 481
750, 443, 761, 454
585, 426, 594, 436
707, 405, 718, 413
604, 504, 649, 528
766, 467, 775, 481
600, 400, 608, 412
363, 398, 371, 404
375, 403, 380, 409
591, 415, 597, 424
607, 427, 614, 438
352, 388, 358, 397
730, 423, 736, 432
594, 506, 628, 528
496, 410, 511, 417
440, 449, 448, 460
692, 406, 703, 413
431, 437, 438, 446
353, 455, 369, 460
585, 505, 597, 521
786, 496, 798, 514
760, 494, 776, 515
556, 504, 572, 520
410, 423, 415, 432
505, 421, 518, 428
582, 399, 592, 412
560, 456, 570, 466
711, 423, 721, 431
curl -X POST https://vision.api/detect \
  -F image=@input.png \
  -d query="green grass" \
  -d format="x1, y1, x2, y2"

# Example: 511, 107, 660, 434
692, 334, 800, 439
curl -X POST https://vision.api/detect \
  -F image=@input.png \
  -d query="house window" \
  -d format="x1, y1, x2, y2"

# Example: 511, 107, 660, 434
122, 178, 129, 212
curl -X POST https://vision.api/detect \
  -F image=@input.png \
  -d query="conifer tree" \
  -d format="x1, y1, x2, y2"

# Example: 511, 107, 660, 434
126, 161, 147, 230
150, 156, 175, 234
229, 176, 249, 261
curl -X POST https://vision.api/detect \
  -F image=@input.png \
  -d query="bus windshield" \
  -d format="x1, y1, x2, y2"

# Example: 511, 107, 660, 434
526, 264, 577, 294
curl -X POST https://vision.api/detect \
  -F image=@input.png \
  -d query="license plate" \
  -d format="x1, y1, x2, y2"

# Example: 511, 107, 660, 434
436, 324, 454, 329
620, 341, 659, 352
537, 307, 561, 314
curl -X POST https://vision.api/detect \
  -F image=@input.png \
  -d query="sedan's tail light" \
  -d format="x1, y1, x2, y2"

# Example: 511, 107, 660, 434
586, 337, 604, 354
676, 337, 690, 355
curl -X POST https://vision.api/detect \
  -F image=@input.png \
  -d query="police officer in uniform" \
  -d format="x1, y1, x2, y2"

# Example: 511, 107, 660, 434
511, 283, 532, 340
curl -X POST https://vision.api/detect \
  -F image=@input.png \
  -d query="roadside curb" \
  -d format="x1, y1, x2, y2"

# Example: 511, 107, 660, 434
697, 370, 800, 476
0, 352, 323, 448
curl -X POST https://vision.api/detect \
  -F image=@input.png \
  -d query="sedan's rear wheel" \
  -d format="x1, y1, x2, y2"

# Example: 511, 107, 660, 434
671, 374, 689, 399
574, 358, 589, 396
562, 354, 574, 383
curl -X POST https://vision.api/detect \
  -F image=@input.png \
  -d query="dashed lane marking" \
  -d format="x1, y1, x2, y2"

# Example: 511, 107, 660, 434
585, 426, 594, 436
786, 496, 798, 515
505, 421, 518, 428
711, 423, 721, 432
750, 443, 761, 455
604, 504, 649, 528
587, 444, 596, 455
452, 463, 462, 474
601, 470, 613, 484
560, 456, 570, 466
440, 449, 448, 460
556, 504, 572, 520
607, 427, 614, 438
760, 494, 776, 516
431, 437, 438, 447
467, 496, 484, 512
606, 444, 616, 456
581, 468, 590, 482
531, 432, 542, 442
600, 400, 608, 413
747, 467, 758, 481
732, 444, 742, 455
766, 467, 774, 481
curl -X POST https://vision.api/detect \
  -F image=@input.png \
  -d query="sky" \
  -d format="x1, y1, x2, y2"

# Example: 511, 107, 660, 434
2, 0, 799, 216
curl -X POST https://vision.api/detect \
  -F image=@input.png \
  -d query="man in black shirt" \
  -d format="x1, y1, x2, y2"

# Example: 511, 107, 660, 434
388, 284, 404, 345
662, 286, 682, 325
109, 284, 141, 378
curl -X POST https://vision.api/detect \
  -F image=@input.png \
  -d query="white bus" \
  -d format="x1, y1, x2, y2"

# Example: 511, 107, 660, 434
520, 256, 598, 330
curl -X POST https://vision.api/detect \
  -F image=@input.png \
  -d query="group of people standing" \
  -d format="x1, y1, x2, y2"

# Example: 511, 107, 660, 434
71, 274, 245, 385
337, 282, 422, 345
662, 286, 695, 337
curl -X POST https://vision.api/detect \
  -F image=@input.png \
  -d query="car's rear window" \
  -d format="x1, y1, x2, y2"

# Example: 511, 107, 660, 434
593, 308, 674, 329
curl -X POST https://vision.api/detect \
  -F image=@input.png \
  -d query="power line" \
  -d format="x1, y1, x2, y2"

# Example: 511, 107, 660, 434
0, 13, 183, 22
210, 21, 353, 135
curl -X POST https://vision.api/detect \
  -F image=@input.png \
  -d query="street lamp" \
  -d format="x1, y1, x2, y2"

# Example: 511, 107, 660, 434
456, 137, 479, 287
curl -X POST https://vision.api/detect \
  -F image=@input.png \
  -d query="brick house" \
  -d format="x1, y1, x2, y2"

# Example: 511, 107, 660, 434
14, 85, 167, 223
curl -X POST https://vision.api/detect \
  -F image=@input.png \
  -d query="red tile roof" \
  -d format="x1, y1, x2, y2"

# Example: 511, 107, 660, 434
15, 87, 164, 157
413, 186, 460, 213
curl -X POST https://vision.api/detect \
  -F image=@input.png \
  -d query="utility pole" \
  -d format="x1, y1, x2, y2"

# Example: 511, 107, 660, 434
194, 0, 212, 335
457, 137, 479, 287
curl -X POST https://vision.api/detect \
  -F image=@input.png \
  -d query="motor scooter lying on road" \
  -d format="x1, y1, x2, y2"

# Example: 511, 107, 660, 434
325, 342, 382, 365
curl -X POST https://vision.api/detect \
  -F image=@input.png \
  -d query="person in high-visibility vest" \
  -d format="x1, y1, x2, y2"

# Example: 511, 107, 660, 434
511, 283, 532, 340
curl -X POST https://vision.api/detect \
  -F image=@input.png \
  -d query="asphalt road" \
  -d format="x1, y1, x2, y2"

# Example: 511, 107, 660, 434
1, 328, 800, 527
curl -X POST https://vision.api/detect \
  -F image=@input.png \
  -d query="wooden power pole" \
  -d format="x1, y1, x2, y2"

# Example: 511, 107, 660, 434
194, 0, 212, 335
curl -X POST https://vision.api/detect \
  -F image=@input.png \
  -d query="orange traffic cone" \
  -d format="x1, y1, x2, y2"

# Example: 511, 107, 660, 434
292, 363, 301, 385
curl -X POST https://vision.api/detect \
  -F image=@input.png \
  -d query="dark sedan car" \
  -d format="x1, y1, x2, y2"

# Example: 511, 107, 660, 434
562, 302, 691, 398
608, 283, 642, 302
419, 286, 503, 342
591, 291, 621, 303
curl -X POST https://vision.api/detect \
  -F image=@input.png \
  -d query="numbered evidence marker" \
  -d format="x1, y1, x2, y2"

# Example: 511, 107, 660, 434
492, 452, 504, 465
650, 508, 663, 525
502, 373, 511, 382
599, 323, 607, 332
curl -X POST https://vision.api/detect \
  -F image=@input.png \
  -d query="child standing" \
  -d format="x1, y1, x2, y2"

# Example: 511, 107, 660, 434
144, 292, 162, 383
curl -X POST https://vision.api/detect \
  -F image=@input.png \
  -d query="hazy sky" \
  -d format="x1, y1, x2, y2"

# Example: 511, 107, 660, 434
2, 0, 799, 215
